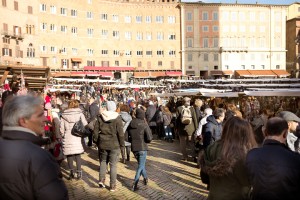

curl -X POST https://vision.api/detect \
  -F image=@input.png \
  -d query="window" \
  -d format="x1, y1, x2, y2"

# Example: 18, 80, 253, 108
101, 29, 108, 39
187, 26, 193, 32
146, 32, 152, 40
250, 12, 256, 21
187, 12, 192, 21
14, 1, 18, 11
50, 24, 56, 32
169, 34, 175, 40
251, 65, 255, 69
101, 13, 108, 21
188, 66, 192, 69
145, 16, 151, 23
136, 16, 142, 23
239, 12, 246, 21
61, 25, 67, 33
203, 54, 208, 61
113, 31, 119, 39
202, 12, 208, 20
276, 54, 281, 61
125, 31, 132, 40
112, 14, 119, 22
241, 65, 245, 69
137, 51, 143, 56
241, 53, 245, 61
260, 12, 266, 21
87, 49, 93, 56
2, 48, 11, 56
240, 26, 246, 32
250, 38, 255, 47
71, 27, 77, 34
26, 25, 35, 34
87, 60, 95, 66
188, 54, 192, 61
157, 32, 163, 40
40, 4, 46, 12
27, 44, 35, 57
137, 61, 142, 68
125, 16, 131, 23
158, 61, 162, 66
28, 6, 33, 14
203, 38, 209, 48
168, 16, 175, 23
214, 66, 218, 70
146, 51, 152, 56
231, 12, 237, 21
251, 54, 255, 60
60, 47, 67, 54
115, 61, 119, 66
101, 50, 108, 55
202, 26, 208, 32
113, 50, 120, 56
136, 32, 143, 40
3, 37, 10, 44
213, 12, 218, 20
213, 38, 218, 47
2, 0, 7, 7
223, 11, 229, 20
169, 50, 175, 56
213, 26, 218, 32
40, 45, 47, 52
260, 38, 265, 48
275, 38, 281, 48
127, 60, 131, 66
51, 46, 56, 53
87, 28, 93, 37
223, 25, 229, 32
213, 54, 218, 61
157, 50, 164, 56
61, 8, 67, 16
62, 59, 68, 69
156, 16, 163, 23
231, 26, 237, 32
276, 65, 280, 69
87, 11, 93, 19
125, 50, 132, 56
261, 65, 265, 69
250, 26, 256, 32
260, 26, 265, 32
225, 65, 229, 69
50, 5, 56, 14
41, 23, 47, 31
187, 38, 193, 47
260, 54, 265, 61
71, 9, 77, 17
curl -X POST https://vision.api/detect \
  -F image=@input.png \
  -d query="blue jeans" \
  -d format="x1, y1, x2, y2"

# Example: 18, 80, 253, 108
164, 125, 172, 139
98, 149, 120, 186
133, 151, 147, 183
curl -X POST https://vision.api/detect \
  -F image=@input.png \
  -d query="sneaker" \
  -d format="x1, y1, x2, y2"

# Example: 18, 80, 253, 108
110, 185, 116, 192
98, 182, 105, 188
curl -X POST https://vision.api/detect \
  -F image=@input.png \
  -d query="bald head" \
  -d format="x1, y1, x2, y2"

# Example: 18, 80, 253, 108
265, 117, 288, 137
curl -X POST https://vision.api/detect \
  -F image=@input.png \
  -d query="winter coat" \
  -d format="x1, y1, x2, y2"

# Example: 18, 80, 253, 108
93, 110, 125, 150
0, 127, 68, 200
287, 132, 300, 153
162, 112, 172, 126
176, 105, 198, 136
202, 115, 222, 149
146, 105, 157, 127
128, 118, 151, 152
120, 111, 132, 133
88, 102, 99, 122
203, 141, 250, 200
60, 108, 87, 156
246, 139, 300, 200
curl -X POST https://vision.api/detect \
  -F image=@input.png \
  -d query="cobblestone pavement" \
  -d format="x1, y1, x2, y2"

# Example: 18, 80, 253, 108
61, 139, 208, 200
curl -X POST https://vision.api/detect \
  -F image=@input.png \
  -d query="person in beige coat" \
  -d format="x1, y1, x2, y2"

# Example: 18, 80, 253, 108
60, 100, 88, 180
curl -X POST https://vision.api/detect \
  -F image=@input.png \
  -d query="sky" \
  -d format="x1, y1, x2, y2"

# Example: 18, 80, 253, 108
182, 0, 298, 5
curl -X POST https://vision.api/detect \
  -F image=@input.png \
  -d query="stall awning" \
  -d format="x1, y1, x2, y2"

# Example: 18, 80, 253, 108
71, 58, 82, 63
86, 72, 100, 77
272, 70, 290, 77
223, 70, 233, 75
133, 72, 150, 78
210, 70, 223, 76
99, 72, 113, 77
165, 71, 182, 76
150, 71, 166, 77
84, 66, 134, 71
249, 70, 277, 77
70, 72, 85, 77
235, 70, 253, 77
53, 72, 72, 77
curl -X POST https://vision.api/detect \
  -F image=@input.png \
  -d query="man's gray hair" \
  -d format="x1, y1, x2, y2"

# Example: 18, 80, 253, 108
2, 95, 43, 126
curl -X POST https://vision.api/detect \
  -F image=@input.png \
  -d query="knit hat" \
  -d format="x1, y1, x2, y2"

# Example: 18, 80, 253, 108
106, 101, 116, 111
136, 108, 145, 120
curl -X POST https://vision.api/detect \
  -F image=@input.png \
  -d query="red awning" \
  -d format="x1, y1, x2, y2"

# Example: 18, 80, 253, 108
99, 72, 113, 77
165, 71, 182, 76
84, 66, 134, 71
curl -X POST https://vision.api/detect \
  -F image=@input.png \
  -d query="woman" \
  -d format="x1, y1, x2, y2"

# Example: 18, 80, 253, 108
128, 108, 152, 191
119, 104, 133, 162
60, 99, 88, 180
162, 106, 173, 142
201, 116, 257, 200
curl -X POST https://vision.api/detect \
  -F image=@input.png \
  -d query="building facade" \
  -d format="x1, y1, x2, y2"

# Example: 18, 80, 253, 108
181, 2, 288, 78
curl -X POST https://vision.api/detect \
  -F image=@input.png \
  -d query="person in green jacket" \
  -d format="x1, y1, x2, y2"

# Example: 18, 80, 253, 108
201, 116, 257, 200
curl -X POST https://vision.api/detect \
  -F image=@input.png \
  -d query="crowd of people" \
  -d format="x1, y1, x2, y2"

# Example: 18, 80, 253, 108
0, 81, 300, 199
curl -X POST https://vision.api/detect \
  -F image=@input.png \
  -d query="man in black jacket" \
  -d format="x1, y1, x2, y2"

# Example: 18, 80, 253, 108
0, 95, 68, 200
246, 117, 300, 200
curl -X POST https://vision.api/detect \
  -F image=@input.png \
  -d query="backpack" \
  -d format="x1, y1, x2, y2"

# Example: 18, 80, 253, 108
181, 106, 192, 125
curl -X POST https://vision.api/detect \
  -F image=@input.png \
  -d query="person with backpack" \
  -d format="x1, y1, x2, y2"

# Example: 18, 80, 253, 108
176, 97, 198, 161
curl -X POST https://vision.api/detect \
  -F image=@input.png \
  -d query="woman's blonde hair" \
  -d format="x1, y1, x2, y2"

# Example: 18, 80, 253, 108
68, 99, 79, 108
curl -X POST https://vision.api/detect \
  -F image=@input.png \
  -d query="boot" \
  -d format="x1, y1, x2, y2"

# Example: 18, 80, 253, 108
68, 170, 75, 180
76, 170, 82, 180
143, 178, 148, 186
132, 181, 138, 191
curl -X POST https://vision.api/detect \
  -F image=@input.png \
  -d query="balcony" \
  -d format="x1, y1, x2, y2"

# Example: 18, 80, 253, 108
1, 30, 24, 40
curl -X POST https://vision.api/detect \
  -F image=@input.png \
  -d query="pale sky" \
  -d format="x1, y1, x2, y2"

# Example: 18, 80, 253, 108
182, 0, 298, 5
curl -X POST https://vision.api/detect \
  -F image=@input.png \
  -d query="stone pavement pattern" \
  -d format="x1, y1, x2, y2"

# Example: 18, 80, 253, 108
61, 140, 208, 200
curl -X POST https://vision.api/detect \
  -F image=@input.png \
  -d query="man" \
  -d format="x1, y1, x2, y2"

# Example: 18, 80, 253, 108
202, 108, 225, 149
176, 97, 198, 161
87, 96, 100, 147
193, 99, 203, 124
145, 100, 157, 137
278, 111, 300, 153
246, 117, 300, 200
0, 95, 68, 200
93, 101, 125, 192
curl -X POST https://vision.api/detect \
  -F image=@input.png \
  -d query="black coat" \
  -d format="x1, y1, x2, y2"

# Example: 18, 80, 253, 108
128, 118, 151, 152
246, 139, 300, 200
0, 128, 68, 200
202, 115, 222, 149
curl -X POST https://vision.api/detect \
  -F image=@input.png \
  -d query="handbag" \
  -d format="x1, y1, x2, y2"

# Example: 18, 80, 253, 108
71, 117, 91, 137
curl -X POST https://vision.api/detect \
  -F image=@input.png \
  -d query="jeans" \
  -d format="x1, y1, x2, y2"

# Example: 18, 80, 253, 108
164, 125, 173, 139
98, 149, 120, 186
133, 151, 147, 183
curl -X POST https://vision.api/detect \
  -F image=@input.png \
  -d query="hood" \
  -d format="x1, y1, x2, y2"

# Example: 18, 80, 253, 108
100, 110, 120, 122
206, 115, 219, 125
129, 118, 145, 129
120, 111, 132, 123
203, 141, 232, 177
61, 108, 82, 123
200, 115, 211, 125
